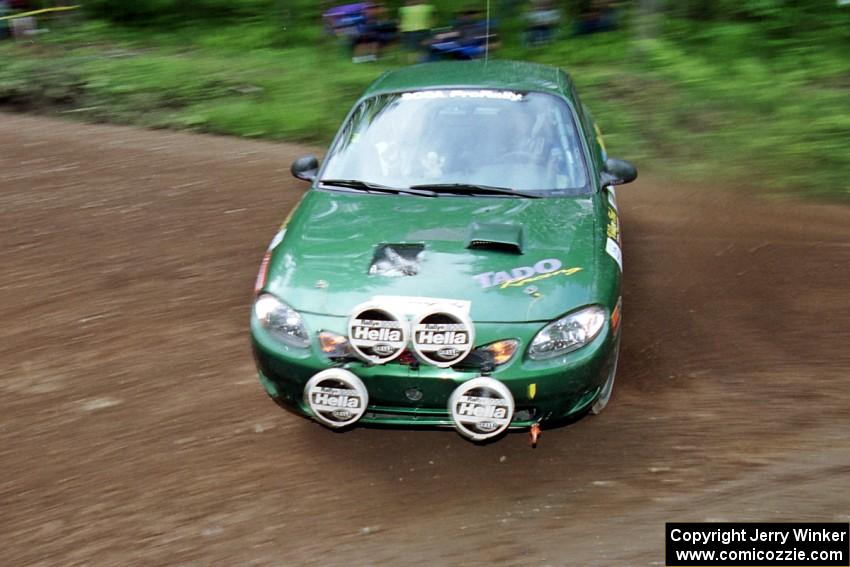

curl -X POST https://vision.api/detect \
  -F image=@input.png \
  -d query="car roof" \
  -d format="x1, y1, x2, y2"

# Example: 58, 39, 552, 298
363, 60, 574, 101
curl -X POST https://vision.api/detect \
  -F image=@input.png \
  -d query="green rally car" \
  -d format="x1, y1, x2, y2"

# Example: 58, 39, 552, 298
251, 60, 636, 442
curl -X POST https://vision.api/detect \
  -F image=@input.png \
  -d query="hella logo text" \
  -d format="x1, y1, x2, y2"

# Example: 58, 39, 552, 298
456, 397, 509, 420
312, 390, 361, 409
416, 330, 469, 345
352, 324, 402, 342
437, 347, 460, 358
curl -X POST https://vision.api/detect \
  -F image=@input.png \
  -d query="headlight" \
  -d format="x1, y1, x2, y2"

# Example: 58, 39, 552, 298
528, 305, 606, 360
253, 293, 310, 348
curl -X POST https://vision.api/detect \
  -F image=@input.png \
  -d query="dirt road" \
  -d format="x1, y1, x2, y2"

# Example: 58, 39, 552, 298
2, 113, 849, 566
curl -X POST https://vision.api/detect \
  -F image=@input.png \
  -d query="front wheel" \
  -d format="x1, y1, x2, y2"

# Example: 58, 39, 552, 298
590, 340, 619, 415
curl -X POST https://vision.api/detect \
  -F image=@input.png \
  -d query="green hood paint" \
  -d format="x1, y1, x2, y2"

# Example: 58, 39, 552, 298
266, 189, 605, 323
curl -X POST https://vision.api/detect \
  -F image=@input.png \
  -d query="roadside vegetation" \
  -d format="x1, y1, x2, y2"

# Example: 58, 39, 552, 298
1, 1, 848, 197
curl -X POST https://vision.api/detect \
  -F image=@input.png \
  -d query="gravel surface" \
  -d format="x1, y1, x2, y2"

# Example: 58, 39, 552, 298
2, 113, 849, 566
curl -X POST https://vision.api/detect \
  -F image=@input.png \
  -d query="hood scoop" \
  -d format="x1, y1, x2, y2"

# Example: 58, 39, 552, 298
466, 222, 525, 254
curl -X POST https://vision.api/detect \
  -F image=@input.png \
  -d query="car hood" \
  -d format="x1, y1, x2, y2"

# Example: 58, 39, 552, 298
266, 189, 600, 323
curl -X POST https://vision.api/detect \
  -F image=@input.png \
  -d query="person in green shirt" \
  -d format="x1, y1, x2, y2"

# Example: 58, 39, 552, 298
399, 0, 434, 61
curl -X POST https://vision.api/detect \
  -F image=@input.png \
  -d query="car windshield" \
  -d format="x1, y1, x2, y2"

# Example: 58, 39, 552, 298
320, 89, 589, 195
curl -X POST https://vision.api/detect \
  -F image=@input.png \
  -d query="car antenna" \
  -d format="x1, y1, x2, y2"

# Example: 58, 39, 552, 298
485, 0, 491, 64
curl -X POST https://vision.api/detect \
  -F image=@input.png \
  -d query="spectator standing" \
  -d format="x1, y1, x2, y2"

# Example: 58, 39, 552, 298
399, 0, 434, 62
575, 0, 618, 35
352, 3, 397, 63
524, 0, 562, 46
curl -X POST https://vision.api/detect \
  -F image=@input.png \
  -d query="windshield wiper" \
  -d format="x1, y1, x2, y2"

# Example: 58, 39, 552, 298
408, 183, 541, 199
319, 179, 436, 197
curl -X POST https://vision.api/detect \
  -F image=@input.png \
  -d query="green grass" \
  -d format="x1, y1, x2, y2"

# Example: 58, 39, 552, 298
1, 13, 848, 198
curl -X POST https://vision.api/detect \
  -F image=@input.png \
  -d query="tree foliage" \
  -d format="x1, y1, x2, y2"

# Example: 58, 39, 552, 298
80, 0, 276, 24
78, 0, 850, 43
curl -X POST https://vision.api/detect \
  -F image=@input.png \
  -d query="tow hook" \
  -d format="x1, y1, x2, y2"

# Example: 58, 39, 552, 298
529, 423, 541, 447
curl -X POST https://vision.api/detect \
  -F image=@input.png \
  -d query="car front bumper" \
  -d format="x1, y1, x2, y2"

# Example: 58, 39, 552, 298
252, 311, 619, 430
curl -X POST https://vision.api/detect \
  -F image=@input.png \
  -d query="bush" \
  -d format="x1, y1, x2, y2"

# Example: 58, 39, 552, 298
80, 0, 277, 25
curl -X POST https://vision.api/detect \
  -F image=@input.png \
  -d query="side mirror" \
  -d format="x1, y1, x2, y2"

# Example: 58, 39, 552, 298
291, 155, 319, 182
601, 158, 637, 186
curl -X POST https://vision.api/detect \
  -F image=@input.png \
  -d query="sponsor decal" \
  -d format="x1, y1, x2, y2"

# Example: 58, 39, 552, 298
448, 377, 515, 441
500, 267, 582, 289
473, 258, 582, 290
607, 186, 617, 210
401, 89, 523, 102
606, 206, 620, 244
372, 343, 395, 356
303, 369, 368, 428
594, 123, 608, 153
411, 308, 475, 368
347, 302, 409, 364
606, 238, 623, 271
